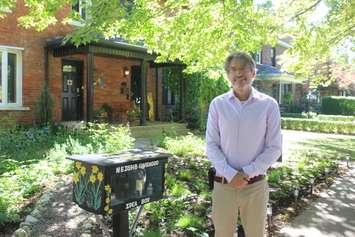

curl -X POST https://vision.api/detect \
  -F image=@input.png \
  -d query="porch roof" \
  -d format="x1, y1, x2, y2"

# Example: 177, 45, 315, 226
46, 37, 155, 60
256, 64, 300, 83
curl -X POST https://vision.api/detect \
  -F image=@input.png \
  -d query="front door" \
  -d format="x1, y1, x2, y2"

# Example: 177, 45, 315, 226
130, 66, 142, 105
62, 60, 83, 121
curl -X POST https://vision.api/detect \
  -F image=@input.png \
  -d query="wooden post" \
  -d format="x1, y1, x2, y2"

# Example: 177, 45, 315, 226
155, 65, 160, 121
87, 46, 94, 122
112, 211, 129, 237
140, 59, 147, 126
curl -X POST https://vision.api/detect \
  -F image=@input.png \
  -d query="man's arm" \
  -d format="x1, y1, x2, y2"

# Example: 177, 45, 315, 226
242, 100, 282, 178
206, 100, 238, 183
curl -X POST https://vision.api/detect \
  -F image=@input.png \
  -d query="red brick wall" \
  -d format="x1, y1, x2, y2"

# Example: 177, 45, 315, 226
93, 56, 142, 122
0, 0, 74, 124
0, 1, 157, 124
261, 45, 273, 66
47, 54, 156, 123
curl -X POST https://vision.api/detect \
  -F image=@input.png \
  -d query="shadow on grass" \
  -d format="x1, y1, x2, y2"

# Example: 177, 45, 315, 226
293, 137, 355, 160
0, 129, 80, 175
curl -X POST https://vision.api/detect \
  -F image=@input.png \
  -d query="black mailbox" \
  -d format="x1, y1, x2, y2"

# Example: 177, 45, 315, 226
67, 149, 169, 215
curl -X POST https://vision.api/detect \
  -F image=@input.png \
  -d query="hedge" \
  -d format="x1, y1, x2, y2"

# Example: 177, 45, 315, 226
282, 113, 355, 122
321, 96, 355, 115
281, 118, 355, 135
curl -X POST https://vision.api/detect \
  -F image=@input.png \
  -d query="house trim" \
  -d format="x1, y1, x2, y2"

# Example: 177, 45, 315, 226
277, 40, 292, 49
0, 46, 23, 108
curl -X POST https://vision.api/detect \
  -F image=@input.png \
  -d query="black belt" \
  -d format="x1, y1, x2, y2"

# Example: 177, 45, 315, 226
214, 175, 265, 185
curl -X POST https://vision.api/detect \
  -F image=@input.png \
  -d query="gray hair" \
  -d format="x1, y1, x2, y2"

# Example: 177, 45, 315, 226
224, 52, 256, 72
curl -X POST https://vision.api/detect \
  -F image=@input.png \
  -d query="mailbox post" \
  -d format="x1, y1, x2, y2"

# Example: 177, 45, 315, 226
67, 149, 169, 237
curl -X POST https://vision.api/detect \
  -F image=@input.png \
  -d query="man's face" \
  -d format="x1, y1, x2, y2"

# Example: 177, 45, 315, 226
227, 59, 255, 91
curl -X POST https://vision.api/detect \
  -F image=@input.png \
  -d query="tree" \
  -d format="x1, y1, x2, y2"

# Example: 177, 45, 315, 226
1, 0, 353, 85
274, 0, 354, 86
0, 0, 280, 73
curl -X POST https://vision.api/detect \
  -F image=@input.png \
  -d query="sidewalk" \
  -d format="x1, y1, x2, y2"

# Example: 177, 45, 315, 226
277, 163, 355, 237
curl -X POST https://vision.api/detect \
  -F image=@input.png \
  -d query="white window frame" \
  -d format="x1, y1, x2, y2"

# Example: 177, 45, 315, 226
0, 45, 28, 110
69, 0, 91, 26
255, 51, 261, 64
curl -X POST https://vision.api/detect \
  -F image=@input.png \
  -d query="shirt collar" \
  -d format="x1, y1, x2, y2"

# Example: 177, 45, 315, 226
227, 87, 259, 102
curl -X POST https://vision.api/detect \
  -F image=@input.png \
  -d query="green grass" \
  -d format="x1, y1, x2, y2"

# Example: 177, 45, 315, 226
287, 137, 355, 162
0, 123, 134, 226
144, 131, 355, 236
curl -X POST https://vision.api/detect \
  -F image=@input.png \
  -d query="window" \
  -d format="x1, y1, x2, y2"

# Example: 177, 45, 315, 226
72, 0, 87, 20
0, 46, 23, 108
255, 51, 262, 64
162, 83, 175, 105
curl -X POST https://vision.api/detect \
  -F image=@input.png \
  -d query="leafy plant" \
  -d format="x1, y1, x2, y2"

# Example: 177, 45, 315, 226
35, 83, 54, 125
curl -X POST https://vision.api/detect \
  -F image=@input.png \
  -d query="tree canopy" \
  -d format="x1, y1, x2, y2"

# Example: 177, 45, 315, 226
1, 0, 354, 83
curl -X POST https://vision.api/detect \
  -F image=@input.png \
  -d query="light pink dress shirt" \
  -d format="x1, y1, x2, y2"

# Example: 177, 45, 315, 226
206, 87, 282, 182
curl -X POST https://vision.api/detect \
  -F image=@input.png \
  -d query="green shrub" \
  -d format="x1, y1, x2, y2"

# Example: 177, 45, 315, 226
281, 118, 355, 134
175, 214, 203, 229
162, 133, 205, 157
316, 114, 355, 122
35, 83, 54, 125
184, 72, 229, 130
0, 123, 134, 225
321, 96, 355, 115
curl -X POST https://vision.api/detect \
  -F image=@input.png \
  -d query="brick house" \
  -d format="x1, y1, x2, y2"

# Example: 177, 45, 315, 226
0, 1, 184, 125
253, 39, 306, 112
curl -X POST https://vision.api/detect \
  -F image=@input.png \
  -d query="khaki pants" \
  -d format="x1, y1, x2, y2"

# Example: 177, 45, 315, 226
212, 179, 269, 237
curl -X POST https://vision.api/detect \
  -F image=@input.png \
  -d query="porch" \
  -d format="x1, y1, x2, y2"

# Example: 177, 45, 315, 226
45, 37, 186, 126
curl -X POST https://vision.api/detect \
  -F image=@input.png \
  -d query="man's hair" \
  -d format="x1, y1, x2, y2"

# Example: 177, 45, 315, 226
224, 52, 256, 72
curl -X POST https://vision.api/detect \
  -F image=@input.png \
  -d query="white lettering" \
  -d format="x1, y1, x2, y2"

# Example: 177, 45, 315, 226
125, 201, 138, 209
116, 161, 160, 174
141, 197, 150, 205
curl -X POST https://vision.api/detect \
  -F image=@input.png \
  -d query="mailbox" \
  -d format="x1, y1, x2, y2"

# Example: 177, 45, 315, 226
67, 149, 169, 215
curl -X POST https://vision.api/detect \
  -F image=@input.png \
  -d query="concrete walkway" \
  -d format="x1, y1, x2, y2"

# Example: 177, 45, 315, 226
277, 163, 355, 237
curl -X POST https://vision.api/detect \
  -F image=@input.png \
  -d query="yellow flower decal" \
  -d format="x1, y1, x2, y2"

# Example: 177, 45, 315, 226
75, 161, 81, 170
104, 205, 109, 212
97, 172, 104, 182
89, 174, 96, 183
104, 185, 111, 193
80, 166, 86, 175
105, 197, 110, 204
91, 165, 99, 174
72, 172, 80, 183
108, 209, 112, 214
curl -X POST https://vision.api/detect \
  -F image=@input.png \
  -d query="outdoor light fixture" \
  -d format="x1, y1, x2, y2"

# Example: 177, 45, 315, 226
123, 67, 130, 77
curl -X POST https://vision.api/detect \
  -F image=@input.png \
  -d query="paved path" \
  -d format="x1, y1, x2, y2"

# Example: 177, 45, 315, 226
277, 163, 355, 237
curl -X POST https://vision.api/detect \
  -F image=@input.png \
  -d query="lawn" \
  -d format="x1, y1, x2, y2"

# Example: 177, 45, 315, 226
281, 130, 355, 162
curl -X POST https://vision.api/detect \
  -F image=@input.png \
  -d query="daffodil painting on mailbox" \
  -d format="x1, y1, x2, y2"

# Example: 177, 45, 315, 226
67, 149, 169, 215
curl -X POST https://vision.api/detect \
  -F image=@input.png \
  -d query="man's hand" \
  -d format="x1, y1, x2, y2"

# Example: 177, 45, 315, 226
228, 171, 249, 188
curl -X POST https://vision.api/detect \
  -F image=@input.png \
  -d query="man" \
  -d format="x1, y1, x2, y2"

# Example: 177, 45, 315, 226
206, 52, 282, 237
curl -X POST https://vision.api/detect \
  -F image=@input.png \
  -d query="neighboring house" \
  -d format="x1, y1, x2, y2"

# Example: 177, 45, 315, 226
318, 63, 355, 97
0, 1, 184, 125
252, 39, 306, 112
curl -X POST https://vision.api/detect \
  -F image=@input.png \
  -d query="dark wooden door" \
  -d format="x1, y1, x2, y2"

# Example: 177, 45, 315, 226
130, 66, 142, 105
62, 60, 83, 121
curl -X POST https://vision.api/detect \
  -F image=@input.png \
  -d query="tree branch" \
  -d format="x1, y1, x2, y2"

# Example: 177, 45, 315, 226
327, 24, 355, 45
291, 0, 322, 20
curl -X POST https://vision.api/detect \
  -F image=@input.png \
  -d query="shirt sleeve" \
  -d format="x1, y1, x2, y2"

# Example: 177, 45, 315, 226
206, 100, 238, 182
242, 100, 282, 178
